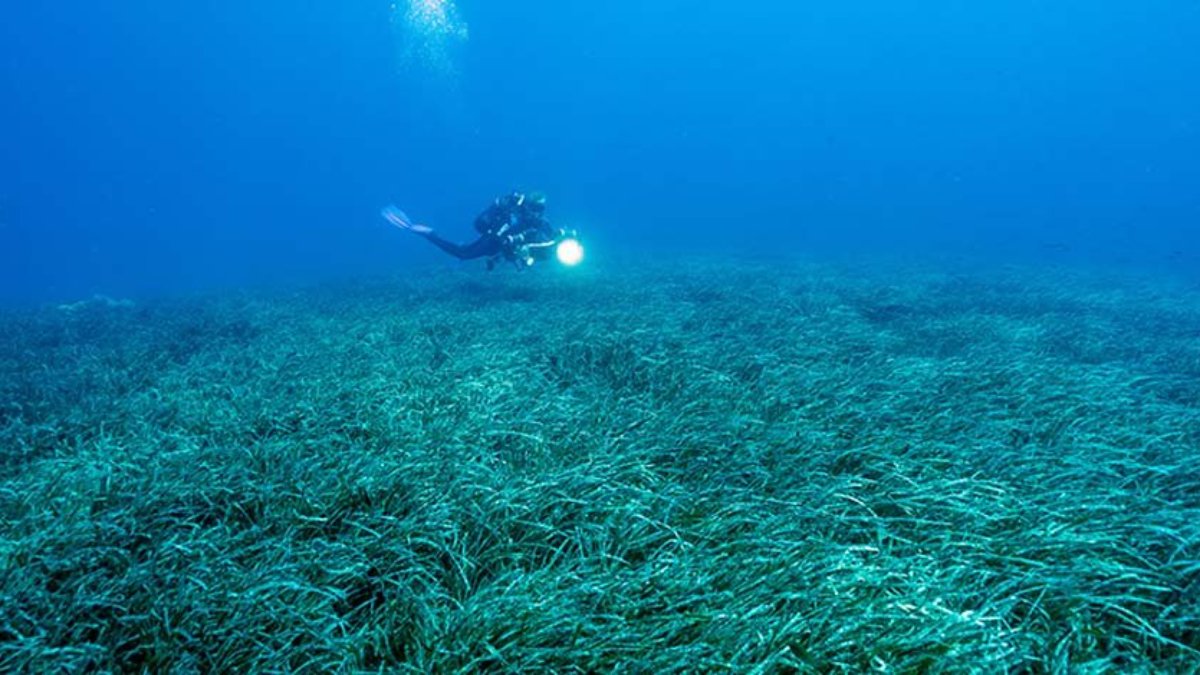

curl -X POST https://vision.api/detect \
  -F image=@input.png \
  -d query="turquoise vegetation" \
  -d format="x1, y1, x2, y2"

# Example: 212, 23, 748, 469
1, 257, 1198, 671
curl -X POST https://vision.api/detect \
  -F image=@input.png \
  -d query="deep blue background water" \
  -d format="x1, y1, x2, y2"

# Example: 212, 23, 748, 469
3, 1, 1198, 305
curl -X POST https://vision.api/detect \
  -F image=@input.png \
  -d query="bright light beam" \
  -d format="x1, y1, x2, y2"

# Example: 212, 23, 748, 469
556, 239, 585, 266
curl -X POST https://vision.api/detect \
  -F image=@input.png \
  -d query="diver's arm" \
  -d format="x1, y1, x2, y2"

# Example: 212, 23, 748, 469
525, 239, 557, 252
525, 240, 557, 262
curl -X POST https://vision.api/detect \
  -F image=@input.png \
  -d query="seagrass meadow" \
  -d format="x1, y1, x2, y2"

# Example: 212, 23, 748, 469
1, 257, 1198, 672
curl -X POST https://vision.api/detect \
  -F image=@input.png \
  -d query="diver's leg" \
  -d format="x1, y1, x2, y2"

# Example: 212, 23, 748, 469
421, 233, 502, 260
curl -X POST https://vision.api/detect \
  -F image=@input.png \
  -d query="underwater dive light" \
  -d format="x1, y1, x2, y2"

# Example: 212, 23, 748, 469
556, 238, 584, 266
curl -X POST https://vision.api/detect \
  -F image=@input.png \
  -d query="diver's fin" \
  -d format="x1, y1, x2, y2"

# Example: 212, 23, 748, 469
381, 205, 413, 230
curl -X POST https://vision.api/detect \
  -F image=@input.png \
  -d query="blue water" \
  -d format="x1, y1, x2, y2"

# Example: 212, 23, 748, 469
3, 1, 1198, 306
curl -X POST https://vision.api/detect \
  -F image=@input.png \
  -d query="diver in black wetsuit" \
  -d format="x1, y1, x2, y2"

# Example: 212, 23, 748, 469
383, 192, 561, 269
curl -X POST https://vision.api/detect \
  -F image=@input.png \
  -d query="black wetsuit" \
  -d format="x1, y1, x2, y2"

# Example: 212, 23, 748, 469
422, 193, 555, 264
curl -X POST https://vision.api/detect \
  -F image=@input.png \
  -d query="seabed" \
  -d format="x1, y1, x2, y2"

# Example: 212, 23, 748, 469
1, 256, 1198, 671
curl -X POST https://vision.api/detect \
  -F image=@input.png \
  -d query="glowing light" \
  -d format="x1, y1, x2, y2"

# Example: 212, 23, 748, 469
556, 239, 585, 266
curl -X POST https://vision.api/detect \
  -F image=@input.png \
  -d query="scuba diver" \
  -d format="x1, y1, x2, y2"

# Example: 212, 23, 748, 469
383, 192, 577, 270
